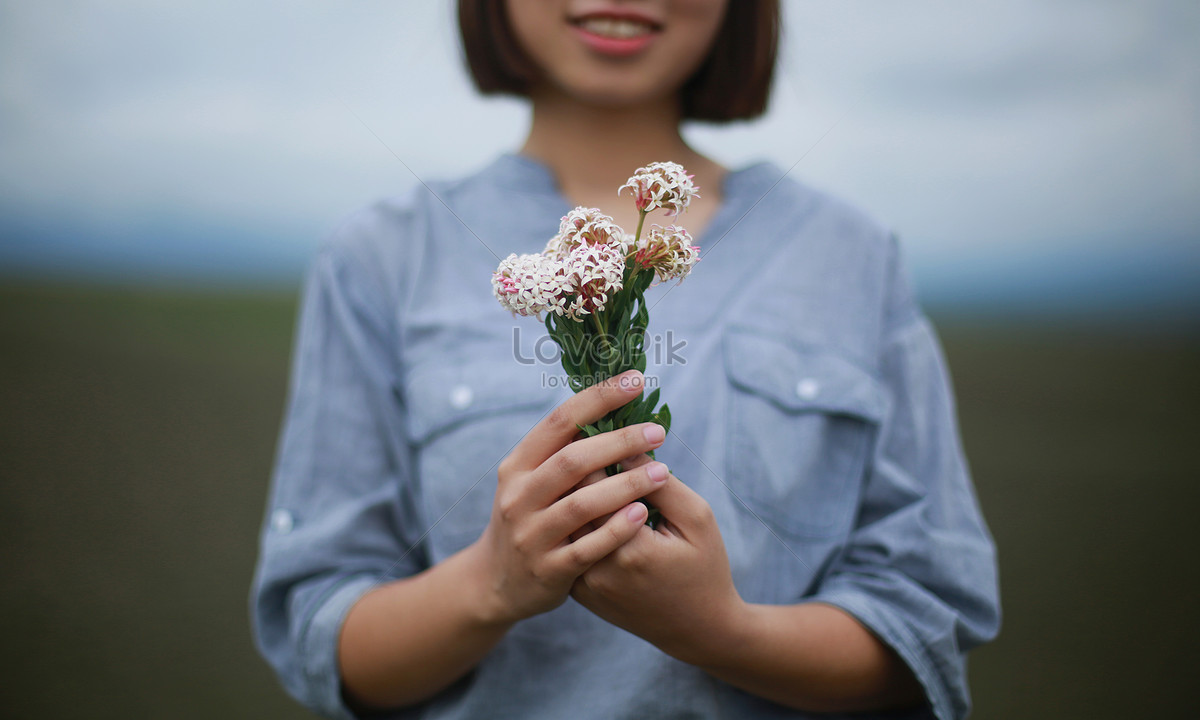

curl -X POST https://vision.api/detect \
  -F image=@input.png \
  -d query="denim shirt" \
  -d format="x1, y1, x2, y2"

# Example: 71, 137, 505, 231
251, 154, 1000, 720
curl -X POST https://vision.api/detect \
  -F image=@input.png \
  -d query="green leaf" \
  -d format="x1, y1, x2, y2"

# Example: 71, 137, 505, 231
613, 392, 640, 425
654, 404, 672, 436
643, 387, 660, 414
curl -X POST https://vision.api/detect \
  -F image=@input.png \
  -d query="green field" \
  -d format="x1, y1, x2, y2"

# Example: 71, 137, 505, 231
1, 282, 1196, 718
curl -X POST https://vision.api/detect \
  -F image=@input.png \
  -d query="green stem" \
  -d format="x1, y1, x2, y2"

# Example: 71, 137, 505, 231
590, 311, 606, 338
591, 311, 617, 378
626, 209, 649, 285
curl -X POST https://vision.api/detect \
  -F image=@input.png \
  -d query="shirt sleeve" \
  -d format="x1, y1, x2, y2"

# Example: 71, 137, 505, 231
808, 236, 1001, 720
249, 234, 426, 719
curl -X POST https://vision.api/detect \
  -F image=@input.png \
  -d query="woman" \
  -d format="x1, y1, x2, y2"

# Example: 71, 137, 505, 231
252, 2, 1000, 718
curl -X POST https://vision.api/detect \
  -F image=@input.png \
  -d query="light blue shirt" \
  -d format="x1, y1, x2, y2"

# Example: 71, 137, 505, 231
251, 154, 1000, 720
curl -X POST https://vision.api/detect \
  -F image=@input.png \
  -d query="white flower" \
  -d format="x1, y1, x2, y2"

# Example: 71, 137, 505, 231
543, 233, 568, 260
492, 253, 576, 317
633, 225, 700, 283
619, 161, 700, 216
549, 207, 625, 259
564, 242, 626, 319
616, 231, 637, 254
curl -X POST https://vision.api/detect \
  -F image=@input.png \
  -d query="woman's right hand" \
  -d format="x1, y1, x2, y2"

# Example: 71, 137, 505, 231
468, 370, 670, 626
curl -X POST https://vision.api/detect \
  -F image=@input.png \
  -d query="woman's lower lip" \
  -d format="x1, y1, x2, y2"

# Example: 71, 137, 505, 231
570, 24, 658, 57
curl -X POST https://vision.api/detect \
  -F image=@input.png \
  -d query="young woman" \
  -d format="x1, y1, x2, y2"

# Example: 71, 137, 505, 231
252, 2, 1000, 718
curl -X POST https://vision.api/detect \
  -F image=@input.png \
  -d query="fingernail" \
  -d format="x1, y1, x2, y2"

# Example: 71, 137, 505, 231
626, 503, 648, 523
617, 370, 643, 391
647, 462, 668, 483
643, 423, 665, 444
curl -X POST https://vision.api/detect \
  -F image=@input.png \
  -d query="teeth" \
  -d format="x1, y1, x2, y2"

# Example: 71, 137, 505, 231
579, 17, 653, 39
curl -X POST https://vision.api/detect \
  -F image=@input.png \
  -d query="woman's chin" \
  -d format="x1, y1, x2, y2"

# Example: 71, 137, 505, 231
539, 77, 679, 113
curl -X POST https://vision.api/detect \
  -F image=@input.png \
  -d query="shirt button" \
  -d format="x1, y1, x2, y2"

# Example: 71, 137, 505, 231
449, 384, 474, 410
795, 378, 820, 400
270, 509, 294, 534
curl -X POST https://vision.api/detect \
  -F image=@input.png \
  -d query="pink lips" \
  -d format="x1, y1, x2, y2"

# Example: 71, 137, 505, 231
569, 14, 661, 57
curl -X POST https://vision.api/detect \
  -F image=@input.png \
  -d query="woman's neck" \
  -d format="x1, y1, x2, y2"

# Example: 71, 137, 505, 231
519, 92, 724, 237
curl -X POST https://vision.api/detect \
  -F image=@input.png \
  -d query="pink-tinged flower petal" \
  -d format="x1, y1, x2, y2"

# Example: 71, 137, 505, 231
563, 242, 626, 319
633, 225, 699, 283
548, 207, 626, 260
492, 253, 578, 317
618, 161, 700, 216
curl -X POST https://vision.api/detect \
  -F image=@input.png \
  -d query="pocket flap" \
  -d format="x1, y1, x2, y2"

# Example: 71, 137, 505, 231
403, 360, 560, 445
723, 327, 886, 422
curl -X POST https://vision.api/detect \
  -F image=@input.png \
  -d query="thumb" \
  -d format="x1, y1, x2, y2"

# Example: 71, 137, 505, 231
642, 471, 711, 537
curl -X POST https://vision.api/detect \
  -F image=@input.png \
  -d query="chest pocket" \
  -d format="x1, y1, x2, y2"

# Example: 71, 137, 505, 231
723, 327, 886, 540
404, 358, 561, 559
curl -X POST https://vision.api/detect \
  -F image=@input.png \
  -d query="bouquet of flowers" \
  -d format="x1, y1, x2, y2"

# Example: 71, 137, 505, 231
492, 162, 701, 507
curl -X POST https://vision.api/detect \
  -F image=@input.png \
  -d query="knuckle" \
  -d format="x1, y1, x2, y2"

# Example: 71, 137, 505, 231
606, 521, 634, 552
497, 455, 517, 480
546, 406, 575, 435
560, 493, 589, 524
496, 493, 519, 522
527, 559, 548, 584
591, 576, 612, 596
614, 544, 643, 572
553, 450, 581, 478
582, 566, 611, 594
564, 542, 590, 570
625, 470, 646, 498
624, 425, 645, 451
594, 380, 618, 404
511, 526, 534, 555
578, 571, 598, 594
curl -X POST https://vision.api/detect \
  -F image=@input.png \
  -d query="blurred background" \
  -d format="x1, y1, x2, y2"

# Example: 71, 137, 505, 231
1, 1, 1196, 718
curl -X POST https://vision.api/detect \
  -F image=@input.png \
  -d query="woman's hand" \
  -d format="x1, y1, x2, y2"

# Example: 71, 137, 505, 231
569, 457, 925, 713
467, 370, 671, 626
569, 455, 747, 665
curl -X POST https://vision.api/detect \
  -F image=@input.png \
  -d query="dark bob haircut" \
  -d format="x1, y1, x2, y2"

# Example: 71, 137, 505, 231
457, 0, 779, 123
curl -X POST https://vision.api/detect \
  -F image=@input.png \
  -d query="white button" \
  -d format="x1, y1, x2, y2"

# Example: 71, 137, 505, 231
270, 509, 294, 534
795, 378, 820, 400
449, 384, 474, 410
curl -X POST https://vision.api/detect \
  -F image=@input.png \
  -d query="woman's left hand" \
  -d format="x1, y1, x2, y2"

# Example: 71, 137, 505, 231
569, 455, 746, 665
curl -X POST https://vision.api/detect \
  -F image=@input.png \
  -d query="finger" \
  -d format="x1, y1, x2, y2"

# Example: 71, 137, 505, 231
613, 453, 654, 471
504, 370, 646, 472
641, 474, 712, 538
565, 467, 609, 497
577, 454, 653, 529
542, 461, 669, 541
568, 524, 592, 544
565, 468, 606, 542
551, 502, 648, 574
526, 421, 665, 507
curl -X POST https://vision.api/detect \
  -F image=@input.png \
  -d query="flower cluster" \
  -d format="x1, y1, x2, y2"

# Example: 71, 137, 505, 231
492, 252, 574, 317
546, 207, 625, 259
493, 161, 701, 324
618, 161, 700, 216
565, 241, 625, 318
633, 225, 701, 283
494, 211, 629, 320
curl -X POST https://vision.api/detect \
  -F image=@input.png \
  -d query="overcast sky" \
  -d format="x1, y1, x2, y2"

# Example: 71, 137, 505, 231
1, 1, 1197, 319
